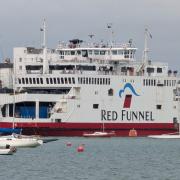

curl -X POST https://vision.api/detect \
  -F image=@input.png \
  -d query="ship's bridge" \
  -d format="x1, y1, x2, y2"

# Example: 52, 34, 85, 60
56, 41, 137, 62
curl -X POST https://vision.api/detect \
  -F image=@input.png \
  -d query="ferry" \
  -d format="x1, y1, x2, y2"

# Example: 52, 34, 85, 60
0, 21, 179, 136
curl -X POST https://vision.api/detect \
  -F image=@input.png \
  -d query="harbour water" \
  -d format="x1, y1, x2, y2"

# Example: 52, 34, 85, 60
1, 137, 180, 180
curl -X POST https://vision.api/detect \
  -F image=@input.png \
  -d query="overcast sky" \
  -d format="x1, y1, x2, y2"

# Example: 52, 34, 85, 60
0, 0, 179, 70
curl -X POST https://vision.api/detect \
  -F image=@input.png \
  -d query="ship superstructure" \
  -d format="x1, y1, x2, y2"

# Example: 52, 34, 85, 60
0, 23, 179, 136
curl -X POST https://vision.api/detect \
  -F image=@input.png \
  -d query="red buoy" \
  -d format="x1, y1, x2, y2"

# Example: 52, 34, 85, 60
77, 145, 84, 152
66, 142, 72, 147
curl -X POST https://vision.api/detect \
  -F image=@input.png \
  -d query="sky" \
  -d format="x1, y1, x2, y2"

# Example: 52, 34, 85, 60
0, 0, 179, 70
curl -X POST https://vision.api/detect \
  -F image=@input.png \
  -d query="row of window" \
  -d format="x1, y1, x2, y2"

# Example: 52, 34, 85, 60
58, 50, 135, 56
18, 77, 111, 86
78, 77, 110, 85
18, 77, 75, 85
143, 79, 176, 86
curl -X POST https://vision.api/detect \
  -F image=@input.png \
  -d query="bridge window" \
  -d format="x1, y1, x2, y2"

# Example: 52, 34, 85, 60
100, 51, 106, 55
157, 68, 162, 73
112, 50, 117, 55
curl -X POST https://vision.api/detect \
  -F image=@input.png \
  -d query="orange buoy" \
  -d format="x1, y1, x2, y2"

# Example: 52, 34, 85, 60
129, 128, 137, 137
77, 145, 84, 152
66, 142, 72, 147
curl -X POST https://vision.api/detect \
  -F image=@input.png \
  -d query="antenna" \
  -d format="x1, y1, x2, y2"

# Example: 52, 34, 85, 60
107, 23, 113, 46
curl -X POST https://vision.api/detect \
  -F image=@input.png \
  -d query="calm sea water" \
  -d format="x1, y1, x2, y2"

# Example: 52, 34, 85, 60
1, 137, 180, 180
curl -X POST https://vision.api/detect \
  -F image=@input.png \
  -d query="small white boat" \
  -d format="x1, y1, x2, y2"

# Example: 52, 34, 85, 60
0, 145, 16, 155
0, 133, 43, 148
148, 134, 180, 139
83, 131, 115, 137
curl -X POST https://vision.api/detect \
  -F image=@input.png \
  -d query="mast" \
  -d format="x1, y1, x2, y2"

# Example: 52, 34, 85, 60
143, 28, 152, 64
42, 19, 49, 74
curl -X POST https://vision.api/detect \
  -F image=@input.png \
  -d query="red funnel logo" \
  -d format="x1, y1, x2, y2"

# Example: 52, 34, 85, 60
123, 94, 132, 108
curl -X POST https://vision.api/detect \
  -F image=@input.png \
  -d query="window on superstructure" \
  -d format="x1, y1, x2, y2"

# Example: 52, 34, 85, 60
124, 50, 129, 58
77, 50, 81, 55
40, 78, 43, 84
100, 78, 102, 85
154, 80, 156, 86
88, 50, 92, 55
106, 78, 108, 85
70, 51, 75, 55
61, 78, 64, 84
100, 51, 106, 55
97, 78, 100, 85
22, 78, 25, 84
157, 68, 162, 73
151, 79, 154, 86
89, 78, 91, 84
93, 104, 99, 109
50, 78, 53, 84
108, 78, 110, 85
86, 78, 88, 84
33, 78, 36, 84
68, 78, 71, 84
54, 78, 57, 84
164, 80, 166, 86
103, 78, 105, 85
28, 78, 32, 85
37, 78, 40, 84
147, 67, 154, 73
83, 78, 85, 84
143, 79, 145, 86
118, 50, 123, 55
146, 79, 148, 86
112, 50, 117, 55
169, 80, 171, 86
57, 78, 60, 84
94, 50, 99, 55
25, 78, 28, 84
82, 50, 88, 57
94, 78, 96, 84
108, 89, 114, 96
18, 79, 21, 84
156, 105, 162, 110
72, 78, 75, 84
19, 58, 22, 62
46, 78, 49, 84
65, 78, 68, 84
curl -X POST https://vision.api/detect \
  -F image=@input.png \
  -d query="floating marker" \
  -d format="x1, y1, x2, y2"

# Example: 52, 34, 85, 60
66, 142, 72, 147
77, 145, 84, 152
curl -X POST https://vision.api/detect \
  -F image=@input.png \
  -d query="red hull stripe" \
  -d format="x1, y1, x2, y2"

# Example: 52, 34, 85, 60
0, 122, 177, 136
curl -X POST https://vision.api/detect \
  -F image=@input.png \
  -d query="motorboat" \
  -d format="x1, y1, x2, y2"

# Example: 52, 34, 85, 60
0, 145, 16, 155
83, 131, 115, 137
148, 134, 180, 139
0, 133, 43, 148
